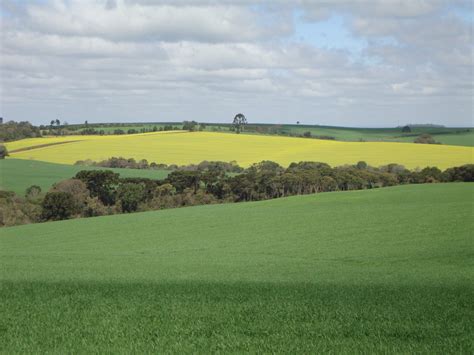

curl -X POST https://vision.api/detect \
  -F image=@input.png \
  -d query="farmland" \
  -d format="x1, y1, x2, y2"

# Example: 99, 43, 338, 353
6, 131, 473, 169
0, 159, 169, 195
58, 122, 474, 146
1, 183, 472, 353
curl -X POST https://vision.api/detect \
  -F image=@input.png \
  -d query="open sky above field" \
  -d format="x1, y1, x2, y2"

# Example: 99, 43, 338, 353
1, 0, 472, 127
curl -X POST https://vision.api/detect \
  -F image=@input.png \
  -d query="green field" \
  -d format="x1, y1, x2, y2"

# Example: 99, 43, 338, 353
275, 125, 474, 146
0, 159, 169, 195
1, 183, 472, 352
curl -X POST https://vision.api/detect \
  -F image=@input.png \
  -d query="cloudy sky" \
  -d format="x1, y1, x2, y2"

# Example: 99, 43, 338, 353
1, 0, 472, 127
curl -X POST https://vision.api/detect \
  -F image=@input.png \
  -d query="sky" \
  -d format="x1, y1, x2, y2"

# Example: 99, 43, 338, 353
0, 0, 473, 127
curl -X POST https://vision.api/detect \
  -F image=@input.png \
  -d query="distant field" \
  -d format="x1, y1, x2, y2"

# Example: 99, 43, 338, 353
5, 131, 473, 169
273, 125, 474, 146
1, 183, 472, 352
59, 122, 474, 146
0, 159, 169, 195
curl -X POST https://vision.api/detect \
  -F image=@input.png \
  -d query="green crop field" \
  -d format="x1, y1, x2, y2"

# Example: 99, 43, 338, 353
0, 159, 169, 195
274, 125, 474, 146
1, 183, 472, 353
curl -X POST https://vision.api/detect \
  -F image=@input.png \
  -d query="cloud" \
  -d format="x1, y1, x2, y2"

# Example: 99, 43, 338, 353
0, 0, 472, 126
22, 0, 289, 42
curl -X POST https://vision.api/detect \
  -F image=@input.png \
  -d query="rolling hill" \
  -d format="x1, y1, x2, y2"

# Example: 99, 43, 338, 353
1, 183, 472, 352
5, 131, 474, 169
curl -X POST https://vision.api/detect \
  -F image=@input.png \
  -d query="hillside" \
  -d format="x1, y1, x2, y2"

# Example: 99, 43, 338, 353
0, 159, 169, 195
56, 122, 474, 146
5, 131, 473, 169
1, 183, 472, 352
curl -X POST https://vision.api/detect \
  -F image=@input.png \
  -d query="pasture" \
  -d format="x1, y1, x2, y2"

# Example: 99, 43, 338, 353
0, 159, 169, 195
1, 183, 473, 353
5, 131, 473, 169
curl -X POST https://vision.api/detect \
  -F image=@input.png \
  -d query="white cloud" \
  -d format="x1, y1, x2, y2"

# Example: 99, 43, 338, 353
0, 0, 472, 126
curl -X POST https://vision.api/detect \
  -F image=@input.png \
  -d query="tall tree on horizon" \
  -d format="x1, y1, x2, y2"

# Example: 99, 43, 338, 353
232, 113, 247, 134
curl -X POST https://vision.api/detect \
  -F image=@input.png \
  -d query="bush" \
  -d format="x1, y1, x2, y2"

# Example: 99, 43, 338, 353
414, 134, 439, 144
0, 145, 8, 159
0, 191, 41, 226
41, 192, 78, 221
117, 183, 145, 213
75, 170, 119, 205
51, 179, 90, 210
25, 185, 42, 199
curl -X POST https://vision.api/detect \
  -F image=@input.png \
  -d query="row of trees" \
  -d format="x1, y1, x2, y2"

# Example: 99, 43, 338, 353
1, 161, 472, 227
75, 157, 244, 173
0, 121, 41, 141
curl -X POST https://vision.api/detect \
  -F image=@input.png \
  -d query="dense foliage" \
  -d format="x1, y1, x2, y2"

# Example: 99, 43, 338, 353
0, 144, 8, 159
75, 157, 244, 173
0, 121, 41, 142
1, 160, 473, 226
414, 134, 440, 144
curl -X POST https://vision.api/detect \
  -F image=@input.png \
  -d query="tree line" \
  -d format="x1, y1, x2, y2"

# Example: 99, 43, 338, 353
1, 160, 472, 227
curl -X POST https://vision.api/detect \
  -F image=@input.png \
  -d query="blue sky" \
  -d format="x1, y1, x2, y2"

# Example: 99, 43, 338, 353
0, 0, 472, 127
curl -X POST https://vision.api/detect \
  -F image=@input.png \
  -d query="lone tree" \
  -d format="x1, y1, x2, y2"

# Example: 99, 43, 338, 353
402, 125, 411, 133
232, 113, 247, 134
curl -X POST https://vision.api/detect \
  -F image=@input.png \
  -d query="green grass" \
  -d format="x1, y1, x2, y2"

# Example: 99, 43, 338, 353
271, 124, 474, 146
0, 159, 169, 195
1, 183, 473, 352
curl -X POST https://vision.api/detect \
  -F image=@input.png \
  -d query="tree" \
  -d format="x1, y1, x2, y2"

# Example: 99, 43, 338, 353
75, 170, 119, 205
402, 125, 411, 133
232, 113, 247, 134
0, 144, 8, 159
25, 185, 42, 199
117, 183, 145, 212
166, 170, 201, 193
41, 192, 78, 221
55, 119, 60, 126
51, 179, 90, 209
183, 121, 198, 132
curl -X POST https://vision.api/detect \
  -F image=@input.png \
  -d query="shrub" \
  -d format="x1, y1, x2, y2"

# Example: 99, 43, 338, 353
25, 185, 42, 199
41, 192, 78, 221
117, 183, 145, 213
0, 145, 8, 159
414, 134, 439, 144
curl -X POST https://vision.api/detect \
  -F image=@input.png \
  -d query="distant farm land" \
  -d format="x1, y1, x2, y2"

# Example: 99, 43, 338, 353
5, 131, 473, 169
0, 159, 170, 195
1, 183, 472, 353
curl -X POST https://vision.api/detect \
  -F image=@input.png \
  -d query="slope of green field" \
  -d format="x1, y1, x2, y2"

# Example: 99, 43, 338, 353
1, 183, 473, 352
0, 159, 169, 195
277, 125, 474, 146
5, 131, 473, 169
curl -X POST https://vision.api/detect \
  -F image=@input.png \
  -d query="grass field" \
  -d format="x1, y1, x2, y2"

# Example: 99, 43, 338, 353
1, 183, 473, 352
5, 131, 473, 169
0, 159, 169, 195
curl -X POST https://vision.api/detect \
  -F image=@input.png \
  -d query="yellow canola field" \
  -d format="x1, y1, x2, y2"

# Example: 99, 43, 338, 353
6, 131, 473, 169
